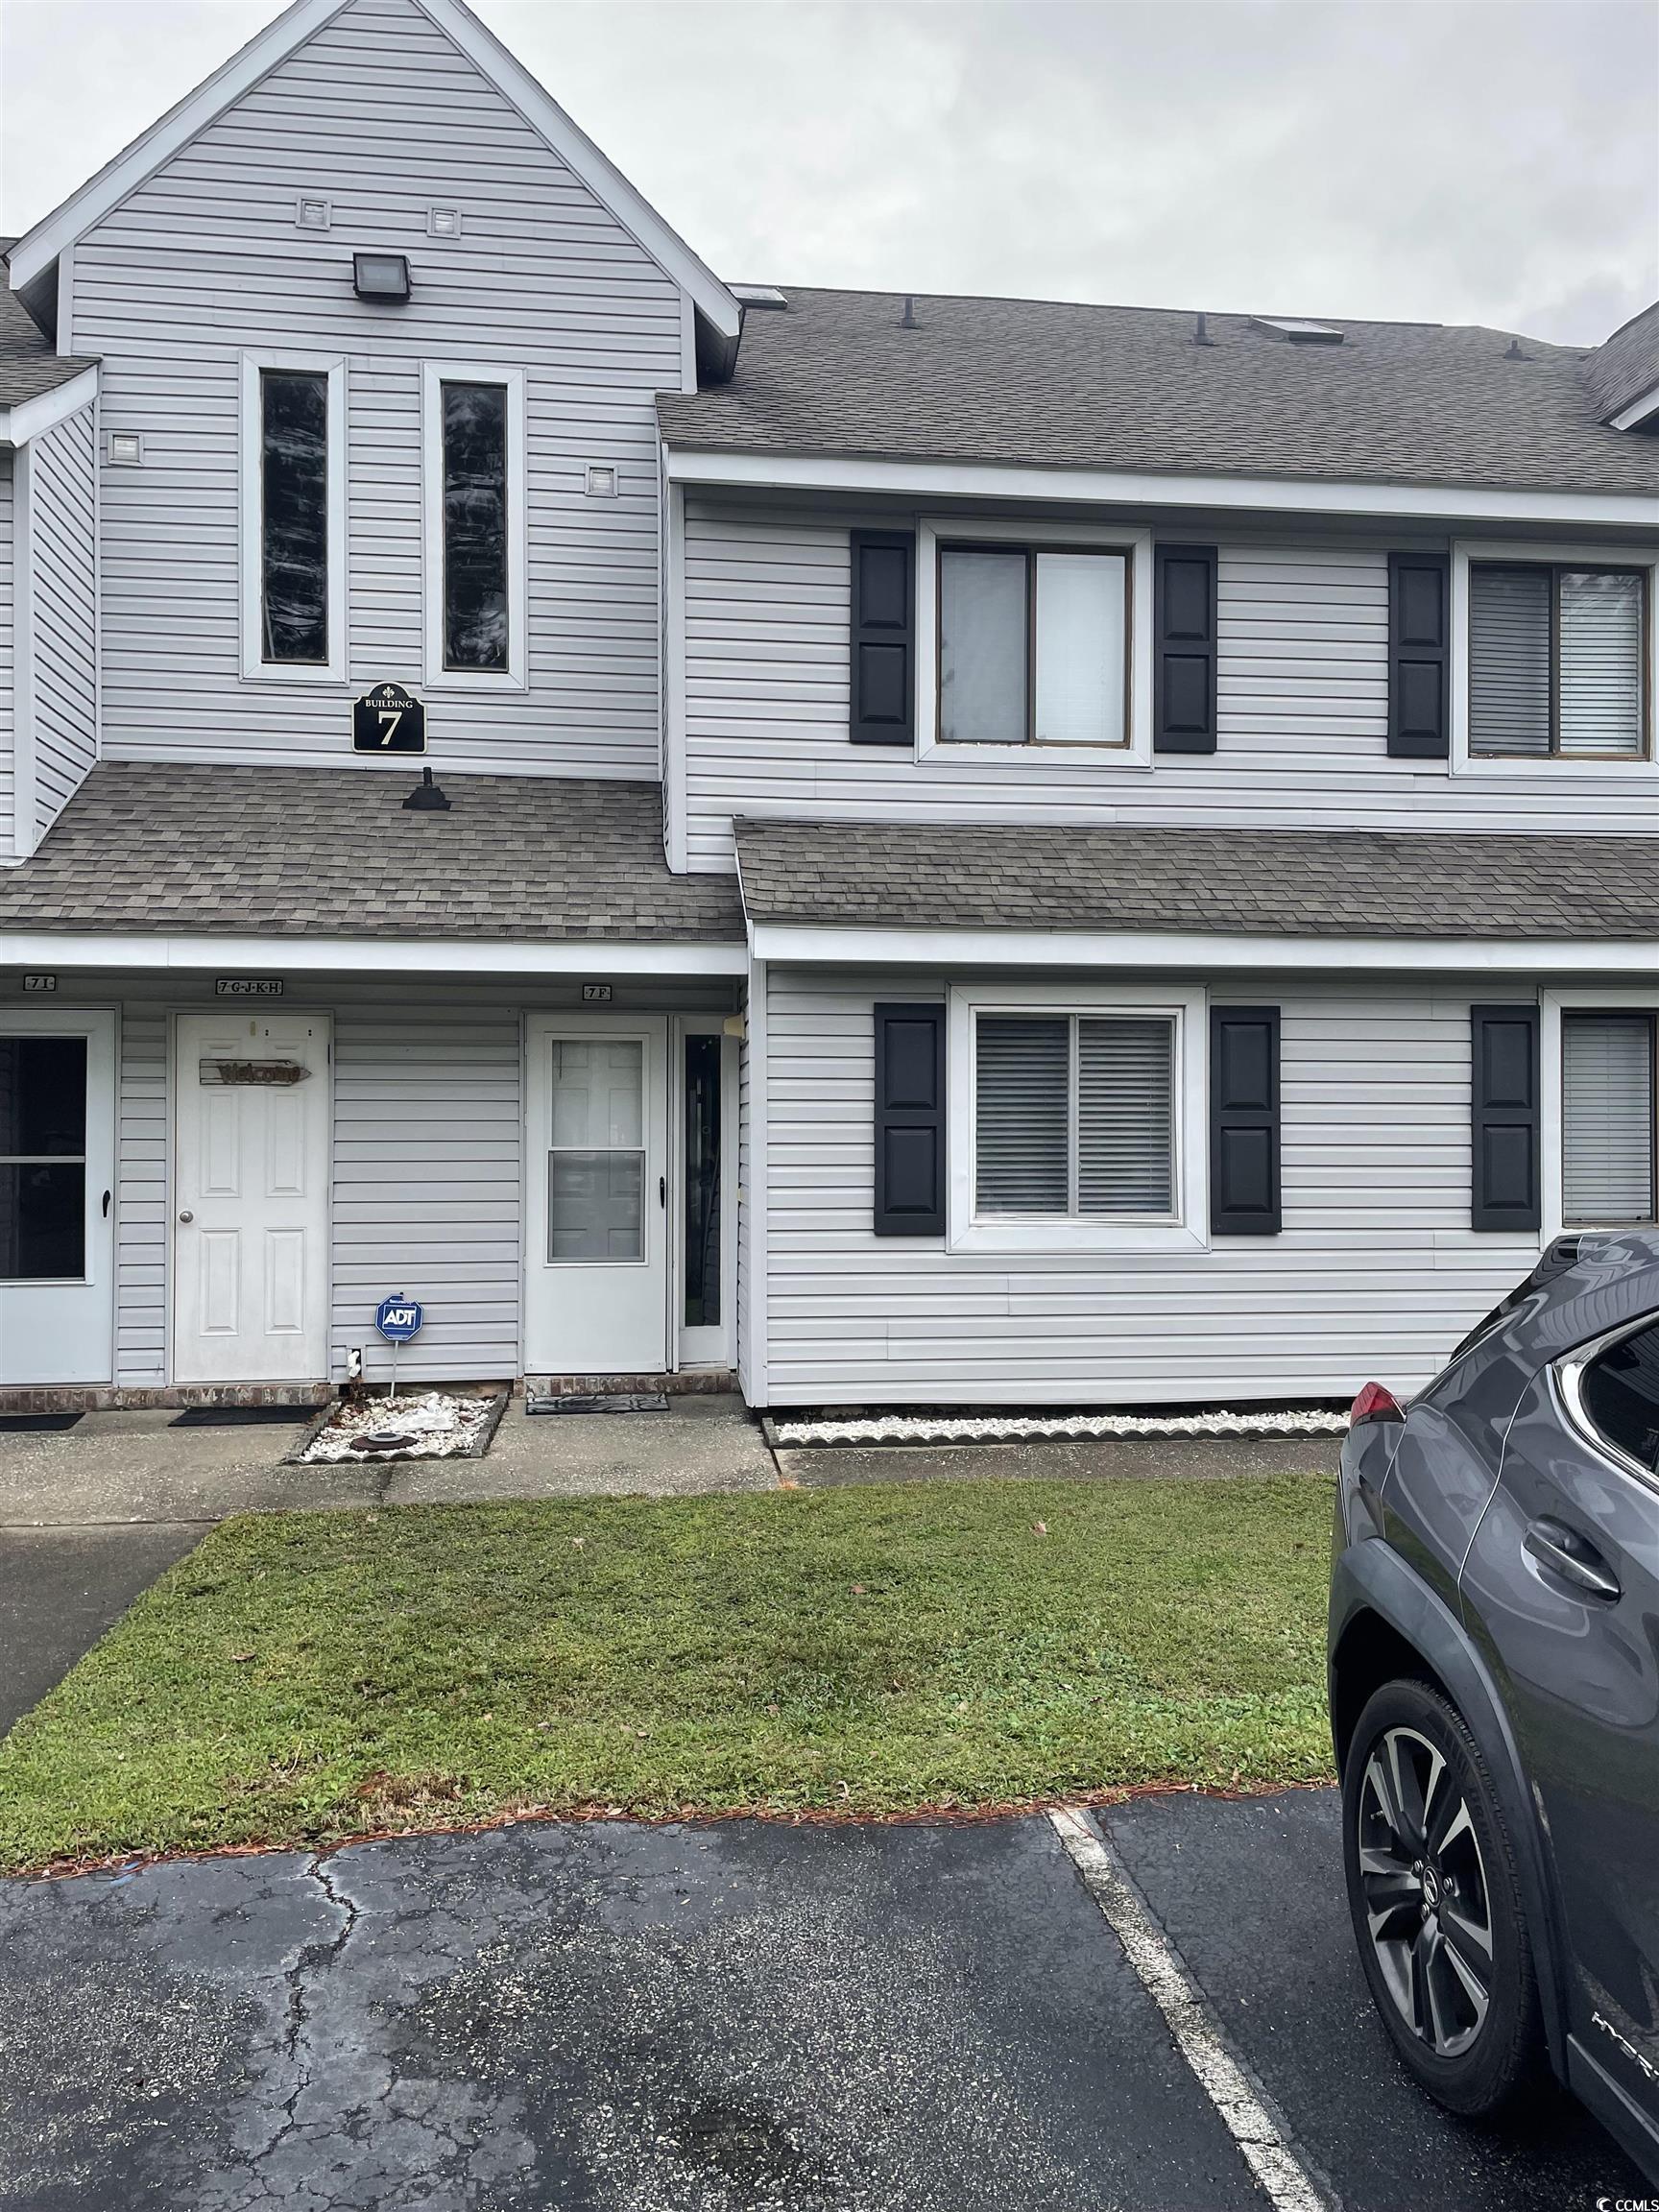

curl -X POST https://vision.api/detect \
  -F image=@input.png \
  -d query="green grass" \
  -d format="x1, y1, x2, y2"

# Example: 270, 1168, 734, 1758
0, 1476, 1336, 1872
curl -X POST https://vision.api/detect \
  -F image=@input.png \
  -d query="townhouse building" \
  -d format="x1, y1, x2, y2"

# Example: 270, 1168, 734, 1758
2, 0, 1656, 1407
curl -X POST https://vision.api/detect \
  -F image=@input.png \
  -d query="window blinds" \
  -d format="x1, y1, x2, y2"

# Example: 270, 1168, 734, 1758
1559, 571, 1644, 757
1469, 565, 1551, 756
974, 1015, 1175, 1216
1562, 1014, 1656, 1224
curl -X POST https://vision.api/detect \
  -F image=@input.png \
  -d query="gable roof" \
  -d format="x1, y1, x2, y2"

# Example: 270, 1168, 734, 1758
734, 816, 1659, 941
5, 0, 739, 346
659, 289, 1659, 497
0, 239, 97, 415
1583, 302, 1659, 430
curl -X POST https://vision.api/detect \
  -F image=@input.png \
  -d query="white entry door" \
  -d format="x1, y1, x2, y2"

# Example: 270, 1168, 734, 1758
524, 1016, 667, 1374
174, 1012, 330, 1384
0, 1009, 116, 1384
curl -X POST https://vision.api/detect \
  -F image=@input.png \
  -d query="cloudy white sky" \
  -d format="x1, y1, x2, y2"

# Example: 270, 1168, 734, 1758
2, 0, 1654, 345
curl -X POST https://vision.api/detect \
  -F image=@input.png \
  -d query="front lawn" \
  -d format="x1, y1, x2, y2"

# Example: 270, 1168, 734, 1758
0, 1475, 1335, 1872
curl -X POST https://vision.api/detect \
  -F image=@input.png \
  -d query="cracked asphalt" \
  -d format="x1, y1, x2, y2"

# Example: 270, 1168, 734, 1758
1, 1795, 1644, 2212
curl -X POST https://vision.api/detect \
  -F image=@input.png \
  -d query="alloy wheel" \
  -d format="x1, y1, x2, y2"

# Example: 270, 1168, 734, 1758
1355, 1723, 1495, 2058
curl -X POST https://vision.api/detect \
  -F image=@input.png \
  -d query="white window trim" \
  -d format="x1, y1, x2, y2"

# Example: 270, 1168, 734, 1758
1541, 985, 1659, 1238
1449, 538, 1659, 779
916, 517, 1154, 765
948, 981, 1207, 1254
421, 361, 528, 692
238, 349, 347, 685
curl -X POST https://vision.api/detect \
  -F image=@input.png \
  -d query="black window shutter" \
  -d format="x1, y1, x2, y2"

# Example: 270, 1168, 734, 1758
1471, 1004, 1541, 1232
1210, 1006, 1281, 1236
874, 1002, 945, 1235
1154, 544, 1218, 754
850, 531, 915, 746
1387, 552, 1450, 758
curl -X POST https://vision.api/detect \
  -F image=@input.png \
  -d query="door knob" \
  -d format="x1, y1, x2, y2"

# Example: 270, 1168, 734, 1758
178, 1210, 194, 1224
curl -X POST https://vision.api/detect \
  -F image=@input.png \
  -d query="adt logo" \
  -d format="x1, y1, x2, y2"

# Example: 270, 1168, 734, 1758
374, 1295, 423, 1343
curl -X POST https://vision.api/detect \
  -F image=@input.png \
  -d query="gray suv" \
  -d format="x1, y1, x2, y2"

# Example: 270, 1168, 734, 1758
1329, 1229, 1659, 2181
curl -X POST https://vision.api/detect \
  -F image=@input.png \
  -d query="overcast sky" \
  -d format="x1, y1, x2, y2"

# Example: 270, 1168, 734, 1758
2, 0, 1654, 345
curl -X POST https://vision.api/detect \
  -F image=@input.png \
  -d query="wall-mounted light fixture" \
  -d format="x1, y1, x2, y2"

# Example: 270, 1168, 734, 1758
353, 252, 411, 302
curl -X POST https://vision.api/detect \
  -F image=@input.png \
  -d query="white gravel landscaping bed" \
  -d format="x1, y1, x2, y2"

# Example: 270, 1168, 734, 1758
295, 1390, 504, 1465
769, 1407, 1351, 1448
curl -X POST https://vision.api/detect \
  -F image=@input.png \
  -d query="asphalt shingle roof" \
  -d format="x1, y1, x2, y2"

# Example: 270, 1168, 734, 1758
0, 240, 98, 410
734, 817, 1659, 941
0, 764, 744, 942
659, 288, 1659, 497
1583, 302, 1659, 424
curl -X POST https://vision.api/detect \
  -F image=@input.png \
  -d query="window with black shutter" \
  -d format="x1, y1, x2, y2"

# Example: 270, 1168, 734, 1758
874, 1003, 944, 1233
1471, 1003, 1541, 1232
1209, 1007, 1281, 1236
851, 533, 915, 745
1154, 545, 1218, 754
1387, 552, 1450, 758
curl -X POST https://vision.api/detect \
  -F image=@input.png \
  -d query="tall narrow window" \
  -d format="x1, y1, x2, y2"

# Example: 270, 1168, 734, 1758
1469, 563, 1648, 759
0, 1035, 87, 1281
684, 1032, 722, 1328
260, 369, 329, 664
1562, 1013, 1657, 1225
442, 380, 508, 671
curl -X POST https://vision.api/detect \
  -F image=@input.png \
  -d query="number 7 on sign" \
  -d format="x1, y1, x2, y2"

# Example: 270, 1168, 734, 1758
377, 709, 403, 746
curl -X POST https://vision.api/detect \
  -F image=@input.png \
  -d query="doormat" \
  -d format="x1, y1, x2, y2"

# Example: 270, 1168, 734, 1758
0, 1411, 84, 1432
526, 1391, 670, 1416
171, 1405, 323, 1429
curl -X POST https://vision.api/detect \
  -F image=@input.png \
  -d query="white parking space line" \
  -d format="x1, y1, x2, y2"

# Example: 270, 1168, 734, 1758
1048, 1805, 1336, 2212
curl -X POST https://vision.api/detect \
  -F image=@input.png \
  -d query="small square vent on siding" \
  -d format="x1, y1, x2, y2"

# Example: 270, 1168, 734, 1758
585, 464, 618, 498
296, 196, 331, 232
428, 204, 463, 238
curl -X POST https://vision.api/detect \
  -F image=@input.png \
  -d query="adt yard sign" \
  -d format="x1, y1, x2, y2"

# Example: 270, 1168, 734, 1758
375, 1295, 423, 1343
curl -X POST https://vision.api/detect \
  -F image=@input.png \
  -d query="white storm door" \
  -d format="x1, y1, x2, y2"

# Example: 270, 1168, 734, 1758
174, 1012, 330, 1384
0, 1010, 115, 1385
525, 1017, 667, 1374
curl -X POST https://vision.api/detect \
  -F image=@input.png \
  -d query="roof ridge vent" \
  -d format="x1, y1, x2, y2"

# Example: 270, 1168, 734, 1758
1503, 336, 1531, 362
900, 295, 918, 329
1250, 314, 1345, 345
1192, 311, 1215, 347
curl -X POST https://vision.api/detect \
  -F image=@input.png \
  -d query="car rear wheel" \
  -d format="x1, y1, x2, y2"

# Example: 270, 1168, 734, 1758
1341, 1677, 1546, 2117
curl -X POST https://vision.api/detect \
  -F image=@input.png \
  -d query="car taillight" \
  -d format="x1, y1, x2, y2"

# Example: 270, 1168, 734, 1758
1350, 1381, 1405, 1428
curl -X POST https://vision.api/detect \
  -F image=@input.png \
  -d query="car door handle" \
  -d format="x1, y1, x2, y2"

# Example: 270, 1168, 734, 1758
1525, 1518, 1622, 1600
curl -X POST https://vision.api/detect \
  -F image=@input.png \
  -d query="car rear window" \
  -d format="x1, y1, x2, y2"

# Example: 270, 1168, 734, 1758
1581, 1318, 1659, 1477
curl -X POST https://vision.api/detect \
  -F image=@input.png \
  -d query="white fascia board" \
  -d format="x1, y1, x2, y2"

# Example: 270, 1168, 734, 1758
0, 933, 748, 976
747, 924, 1659, 975
6, 0, 742, 345
7, 0, 347, 292
663, 446, 1659, 533
0, 366, 101, 449
1608, 380, 1659, 434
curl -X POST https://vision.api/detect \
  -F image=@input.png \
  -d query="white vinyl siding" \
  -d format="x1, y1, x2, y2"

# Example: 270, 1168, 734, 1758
76, 0, 682, 781
679, 503, 1659, 867
12, 405, 100, 854
1562, 1013, 1656, 1224
761, 969, 1551, 1407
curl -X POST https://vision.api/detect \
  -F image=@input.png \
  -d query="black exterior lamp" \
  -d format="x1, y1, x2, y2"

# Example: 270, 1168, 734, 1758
353, 252, 411, 302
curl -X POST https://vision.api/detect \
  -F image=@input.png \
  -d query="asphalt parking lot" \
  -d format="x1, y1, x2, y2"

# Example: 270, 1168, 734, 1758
0, 1791, 1642, 2212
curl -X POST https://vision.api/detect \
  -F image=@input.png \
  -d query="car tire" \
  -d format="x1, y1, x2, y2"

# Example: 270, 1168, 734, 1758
1341, 1676, 1547, 2118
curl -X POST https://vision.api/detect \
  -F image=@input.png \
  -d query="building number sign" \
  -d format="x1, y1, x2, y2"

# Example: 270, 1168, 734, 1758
352, 682, 426, 754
